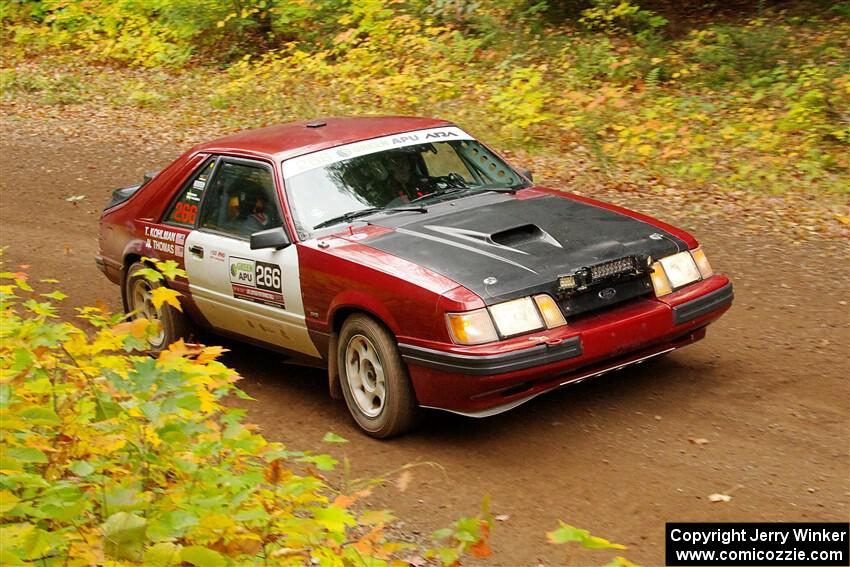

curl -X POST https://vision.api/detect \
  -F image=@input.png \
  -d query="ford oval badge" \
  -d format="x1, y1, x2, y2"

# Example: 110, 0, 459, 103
598, 287, 617, 300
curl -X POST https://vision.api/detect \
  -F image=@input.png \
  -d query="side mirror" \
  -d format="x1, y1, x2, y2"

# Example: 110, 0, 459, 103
520, 168, 533, 182
250, 227, 291, 250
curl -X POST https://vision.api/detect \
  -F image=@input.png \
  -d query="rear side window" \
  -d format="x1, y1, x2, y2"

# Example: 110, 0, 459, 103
163, 159, 217, 227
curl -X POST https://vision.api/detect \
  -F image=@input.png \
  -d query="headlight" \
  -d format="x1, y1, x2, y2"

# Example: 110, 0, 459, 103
446, 309, 499, 345
650, 248, 713, 296
446, 295, 567, 344
488, 296, 545, 338
659, 251, 701, 289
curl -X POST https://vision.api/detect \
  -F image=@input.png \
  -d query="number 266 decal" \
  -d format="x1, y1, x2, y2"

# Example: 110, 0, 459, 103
255, 261, 282, 292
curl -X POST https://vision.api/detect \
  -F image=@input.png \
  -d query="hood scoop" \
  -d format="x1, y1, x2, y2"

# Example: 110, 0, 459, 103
490, 224, 562, 249
421, 223, 562, 255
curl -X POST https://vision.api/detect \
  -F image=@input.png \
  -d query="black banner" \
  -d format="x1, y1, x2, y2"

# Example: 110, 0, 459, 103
666, 523, 849, 566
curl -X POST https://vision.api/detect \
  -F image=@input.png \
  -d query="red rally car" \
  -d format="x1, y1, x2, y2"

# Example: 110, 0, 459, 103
97, 116, 733, 437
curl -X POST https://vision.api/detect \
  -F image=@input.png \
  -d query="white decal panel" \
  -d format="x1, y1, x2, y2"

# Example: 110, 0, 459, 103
184, 232, 318, 357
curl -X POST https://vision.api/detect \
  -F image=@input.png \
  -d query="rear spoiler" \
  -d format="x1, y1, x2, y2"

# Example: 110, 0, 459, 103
104, 170, 159, 210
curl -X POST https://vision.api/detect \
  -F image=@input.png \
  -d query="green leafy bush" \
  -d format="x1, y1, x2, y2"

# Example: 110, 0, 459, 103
0, 264, 492, 565
580, 0, 668, 35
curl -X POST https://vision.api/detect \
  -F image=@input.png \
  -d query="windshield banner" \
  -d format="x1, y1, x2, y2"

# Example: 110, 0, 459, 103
282, 126, 474, 179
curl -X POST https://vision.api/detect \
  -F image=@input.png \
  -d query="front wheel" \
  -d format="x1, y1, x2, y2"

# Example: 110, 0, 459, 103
123, 262, 192, 352
338, 314, 420, 438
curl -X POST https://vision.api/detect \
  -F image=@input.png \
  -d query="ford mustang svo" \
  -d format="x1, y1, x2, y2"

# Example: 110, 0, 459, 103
96, 116, 733, 437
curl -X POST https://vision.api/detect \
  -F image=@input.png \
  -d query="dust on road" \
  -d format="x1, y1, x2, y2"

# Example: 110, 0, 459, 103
1, 119, 847, 566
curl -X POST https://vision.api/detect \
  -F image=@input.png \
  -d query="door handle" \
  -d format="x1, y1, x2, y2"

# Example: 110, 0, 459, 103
189, 245, 204, 258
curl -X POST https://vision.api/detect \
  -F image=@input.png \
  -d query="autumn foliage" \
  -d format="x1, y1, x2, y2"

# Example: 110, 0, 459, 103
2, 0, 848, 210
0, 264, 492, 565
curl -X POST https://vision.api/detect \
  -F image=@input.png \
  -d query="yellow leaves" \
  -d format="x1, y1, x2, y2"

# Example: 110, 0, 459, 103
196, 386, 218, 414
90, 329, 125, 354
547, 520, 627, 550
89, 434, 127, 455
150, 286, 181, 311
158, 339, 194, 364
144, 424, 162, 448
199, 513, 236, 532
312, 505, 357, 533
264, 458, 292, 484
333, 487, 373, 509
195, 345, 226, 364
112, 317, 150, 339
0, 490, 20, 513
351, 523, 388, 557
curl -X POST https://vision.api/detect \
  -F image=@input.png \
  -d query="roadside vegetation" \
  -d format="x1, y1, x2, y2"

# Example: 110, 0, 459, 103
1, 0, 848, 239
0, 263, 494, 565
0, 261, 639, 565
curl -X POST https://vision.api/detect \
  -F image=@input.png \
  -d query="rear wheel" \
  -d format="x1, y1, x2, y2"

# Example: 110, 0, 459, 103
124, 262, 192, 352
338, 314, 420, 438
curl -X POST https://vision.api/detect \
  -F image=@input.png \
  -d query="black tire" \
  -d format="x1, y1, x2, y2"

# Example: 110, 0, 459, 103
337, 314, 420, 438
123, 261, 193, 352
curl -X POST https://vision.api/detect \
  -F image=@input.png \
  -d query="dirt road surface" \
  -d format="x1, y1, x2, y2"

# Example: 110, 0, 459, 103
2, 118, 848, 566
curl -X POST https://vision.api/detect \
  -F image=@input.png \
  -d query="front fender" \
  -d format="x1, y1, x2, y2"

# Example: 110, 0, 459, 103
298, 239, 457, 342
327, 290, 403, 335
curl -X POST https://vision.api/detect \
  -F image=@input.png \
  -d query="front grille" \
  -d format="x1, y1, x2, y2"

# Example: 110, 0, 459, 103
559, 276, 653, 318
589, 257, 638, 282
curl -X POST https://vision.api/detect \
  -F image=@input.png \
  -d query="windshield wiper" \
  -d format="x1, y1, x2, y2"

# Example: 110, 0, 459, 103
474, 186, 519, 194
312, 206, 427, 230
408, 184, 522, 205
409, 186, 469, 203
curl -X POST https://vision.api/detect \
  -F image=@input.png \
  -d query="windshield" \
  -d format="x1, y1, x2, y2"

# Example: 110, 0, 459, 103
283, 128, 527, 238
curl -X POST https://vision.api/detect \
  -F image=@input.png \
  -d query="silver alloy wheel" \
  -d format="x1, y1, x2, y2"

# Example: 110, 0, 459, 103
130, 278, 165, 345
345, 334, 386, 418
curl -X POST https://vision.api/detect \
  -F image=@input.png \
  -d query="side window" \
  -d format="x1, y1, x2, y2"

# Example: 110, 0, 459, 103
198, 160, 281, 238
163, 159, 217, 227
422, 144, 474, 181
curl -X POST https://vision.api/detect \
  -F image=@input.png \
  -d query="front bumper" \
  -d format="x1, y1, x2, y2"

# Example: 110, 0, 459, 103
401, 275, 733, 416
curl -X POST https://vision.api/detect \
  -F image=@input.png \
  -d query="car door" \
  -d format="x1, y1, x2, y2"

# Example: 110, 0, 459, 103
183, 156, 319, 358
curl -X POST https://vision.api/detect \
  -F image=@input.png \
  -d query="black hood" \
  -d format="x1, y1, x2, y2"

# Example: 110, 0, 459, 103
364, 194, 686, 304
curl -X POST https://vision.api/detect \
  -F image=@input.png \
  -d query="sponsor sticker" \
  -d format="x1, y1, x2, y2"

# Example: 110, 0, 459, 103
142, 223, 188, 258
229, 258, 255, 286
229, 257, 284, 308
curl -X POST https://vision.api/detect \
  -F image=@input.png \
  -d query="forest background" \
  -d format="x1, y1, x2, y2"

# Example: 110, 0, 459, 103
3, 0, 849, 240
